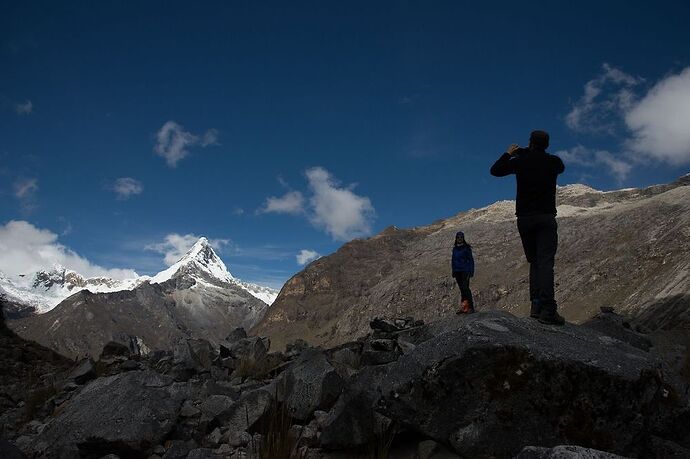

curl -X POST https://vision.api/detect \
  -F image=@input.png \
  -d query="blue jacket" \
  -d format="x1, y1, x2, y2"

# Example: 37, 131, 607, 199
452, 244, 474, 275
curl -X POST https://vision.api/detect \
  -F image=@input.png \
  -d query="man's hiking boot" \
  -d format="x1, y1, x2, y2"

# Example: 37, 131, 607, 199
538, 308, 565, 326
529, 299, 541, 319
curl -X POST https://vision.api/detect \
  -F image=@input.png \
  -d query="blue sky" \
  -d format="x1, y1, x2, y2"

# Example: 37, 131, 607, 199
1, 1, 689, 288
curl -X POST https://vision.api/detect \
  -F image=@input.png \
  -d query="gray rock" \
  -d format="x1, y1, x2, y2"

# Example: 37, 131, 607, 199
31, 371, 180, 458
180, 400, 200, 417
322, 312, 684, 457
99, 341, 131, 360
69, 358, 96, 385
227, 337, 269, 362
276, 349, 344, 421
226, 430, 252, 447
161, 440, 191, 459
583, 311, 652, 351
186, 448, 218, 459
226, 327, 248, 343
203, 428, 223, 448
370, 339, 397, 352
417, 439, 460, 459
217, 387, 273, 431
370, 318, 400, 333
120, 359, 140, 371
361, 349, 399, 366
515, 445, 628, 458
200, 395, 234, 422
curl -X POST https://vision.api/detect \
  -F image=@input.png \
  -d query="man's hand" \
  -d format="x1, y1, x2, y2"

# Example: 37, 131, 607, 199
507, 144, 520, 156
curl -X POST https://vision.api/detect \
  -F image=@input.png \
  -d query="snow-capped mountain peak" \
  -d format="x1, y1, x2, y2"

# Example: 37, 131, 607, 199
0, 236, 280, 316
149, 237, 235, 285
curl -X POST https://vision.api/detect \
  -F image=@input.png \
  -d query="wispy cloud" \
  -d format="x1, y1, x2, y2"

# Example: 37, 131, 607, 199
13, 177, 38, 214
556, 146, 632, 183
0, 220, 138, 279
145, 233, 230, 266
258, 167, 376, 241
563, 64, 690, 181
258, 190, 305, 215
15, 100, 33, 115
111, 177, 143, 200
296, 249, 320, 265
154, 121, 219, 167
13, 177, 38, 199
566, 63, 643, 134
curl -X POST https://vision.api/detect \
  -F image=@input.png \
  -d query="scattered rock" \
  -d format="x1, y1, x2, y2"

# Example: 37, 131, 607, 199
99, 341, 131, 360
68, 358, 96, 385
516, 445, 628, 458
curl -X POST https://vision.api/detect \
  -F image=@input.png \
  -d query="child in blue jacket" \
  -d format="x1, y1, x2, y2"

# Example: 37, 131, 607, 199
452, 231, 475, 314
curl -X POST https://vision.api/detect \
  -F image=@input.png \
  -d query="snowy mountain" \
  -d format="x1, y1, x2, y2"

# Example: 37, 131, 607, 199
8, 237, 279, 358
0, 237, 279, 318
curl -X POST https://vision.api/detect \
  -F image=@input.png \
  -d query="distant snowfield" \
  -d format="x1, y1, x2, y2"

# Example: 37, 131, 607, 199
0, 237, 280, 315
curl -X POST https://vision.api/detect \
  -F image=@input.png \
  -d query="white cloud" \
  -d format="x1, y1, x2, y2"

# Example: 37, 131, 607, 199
296, 249, 320, 265
13, 178, 38, 199
258, 168, 376, 241
556, 146, 632, 183
15, 100, 33, 115
306, 167, 375, 241
566, 63, 643, 134
154, 121, 218, 167
259, 191, 305, 215
0, 220, 138, 279
146, 233, 230, 266
201, 129, 219, 147
625, 67, 690, 165
112, 177, 143, 200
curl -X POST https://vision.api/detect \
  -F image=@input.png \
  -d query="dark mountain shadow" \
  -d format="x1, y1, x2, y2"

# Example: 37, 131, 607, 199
632, 294, 690, 332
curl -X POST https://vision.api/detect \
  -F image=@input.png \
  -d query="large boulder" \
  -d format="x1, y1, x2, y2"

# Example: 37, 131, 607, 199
320, 312, 685, 457
276, 349, 344, 420
28, 371, 182, 458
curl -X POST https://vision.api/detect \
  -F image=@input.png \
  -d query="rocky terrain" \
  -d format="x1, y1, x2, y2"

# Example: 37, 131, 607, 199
1, 297, 689, 458
253, 175, 690, 351
7, 239, 270, 358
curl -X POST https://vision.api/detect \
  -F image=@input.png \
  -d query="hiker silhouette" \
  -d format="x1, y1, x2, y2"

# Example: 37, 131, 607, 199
490, 130, 566, 325
451, 231, 475, 314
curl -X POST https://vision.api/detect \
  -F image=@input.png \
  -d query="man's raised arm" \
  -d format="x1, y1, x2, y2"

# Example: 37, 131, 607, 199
490, 144, 520, 177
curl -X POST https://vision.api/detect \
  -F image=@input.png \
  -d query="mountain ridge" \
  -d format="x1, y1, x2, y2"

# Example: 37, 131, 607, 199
0, 237, 279, 318
252, 174, 690, 350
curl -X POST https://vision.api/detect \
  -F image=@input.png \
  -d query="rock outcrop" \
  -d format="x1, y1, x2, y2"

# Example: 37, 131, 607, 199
3, 305, 689, 458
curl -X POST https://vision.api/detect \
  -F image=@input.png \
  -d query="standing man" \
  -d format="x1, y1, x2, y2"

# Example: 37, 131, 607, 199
490, 130, 565, 325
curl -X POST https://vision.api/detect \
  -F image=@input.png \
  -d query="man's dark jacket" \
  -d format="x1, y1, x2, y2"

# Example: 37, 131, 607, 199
490, 148, 565, 216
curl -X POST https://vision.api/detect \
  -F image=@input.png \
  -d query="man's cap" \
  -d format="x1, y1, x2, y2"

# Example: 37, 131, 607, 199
529, 130, 550, 149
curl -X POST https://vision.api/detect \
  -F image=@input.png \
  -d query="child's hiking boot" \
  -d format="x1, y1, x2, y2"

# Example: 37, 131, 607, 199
459, 299, 475, 314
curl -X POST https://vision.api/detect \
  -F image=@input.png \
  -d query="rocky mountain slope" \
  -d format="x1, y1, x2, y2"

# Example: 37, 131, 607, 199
254, 175, 690, 350
8, 238, 271, 358
0, 237, 279, 318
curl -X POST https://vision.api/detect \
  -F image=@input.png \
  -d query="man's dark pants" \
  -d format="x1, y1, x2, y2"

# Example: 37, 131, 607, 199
517, 214, 558, 311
